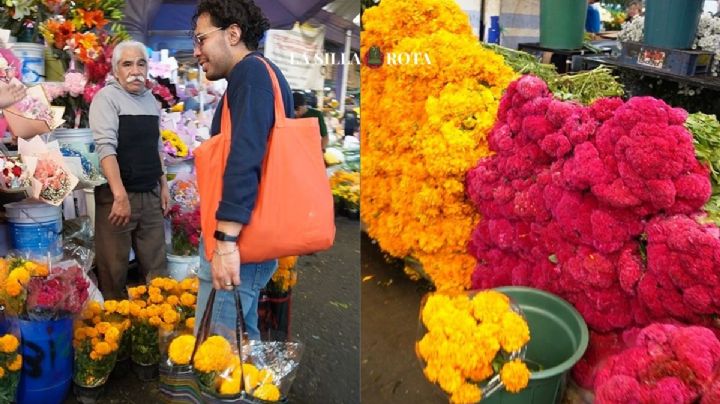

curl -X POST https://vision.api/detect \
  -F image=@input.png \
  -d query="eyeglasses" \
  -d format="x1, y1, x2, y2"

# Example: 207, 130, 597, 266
191, 27, 224, 47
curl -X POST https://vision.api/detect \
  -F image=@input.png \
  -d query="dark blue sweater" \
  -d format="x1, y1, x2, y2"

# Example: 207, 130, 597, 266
211, 51, 294, 224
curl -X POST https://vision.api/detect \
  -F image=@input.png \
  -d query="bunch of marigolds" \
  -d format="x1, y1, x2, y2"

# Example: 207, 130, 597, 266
167, 334, 282, 401
0, 333, 21, 402
0, 257, 49, 316
417, 291, 531, 403
360, 0, 516, 290
73, 301, 125, 387
127, 277, 199, 366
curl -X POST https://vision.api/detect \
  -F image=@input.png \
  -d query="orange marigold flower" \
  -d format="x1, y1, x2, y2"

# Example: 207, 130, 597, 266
500, 359, 530, 393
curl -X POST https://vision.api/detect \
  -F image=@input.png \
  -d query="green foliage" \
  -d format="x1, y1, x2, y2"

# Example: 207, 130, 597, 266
130, 321, 160, 366
685, 112, 720, 225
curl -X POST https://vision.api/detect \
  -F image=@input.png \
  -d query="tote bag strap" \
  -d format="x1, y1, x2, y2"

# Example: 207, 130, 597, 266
253, 56, 287, 128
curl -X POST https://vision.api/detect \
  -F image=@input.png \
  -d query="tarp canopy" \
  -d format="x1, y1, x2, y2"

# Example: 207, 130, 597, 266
122, 0, 359, 51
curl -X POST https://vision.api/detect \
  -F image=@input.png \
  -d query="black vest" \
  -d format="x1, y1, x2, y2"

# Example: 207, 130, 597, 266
116, 115, 162, 192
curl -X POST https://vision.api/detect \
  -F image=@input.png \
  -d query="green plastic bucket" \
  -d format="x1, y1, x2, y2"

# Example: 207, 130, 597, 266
539, 0, 587, 50
644, 0, 704, 49
484, 287, 589, 404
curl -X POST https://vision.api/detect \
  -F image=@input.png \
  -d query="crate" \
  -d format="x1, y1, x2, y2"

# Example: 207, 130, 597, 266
619, 41, 714, 76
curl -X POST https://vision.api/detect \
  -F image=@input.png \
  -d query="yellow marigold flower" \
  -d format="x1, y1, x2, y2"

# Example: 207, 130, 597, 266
148, 316, 162, 327
258, 369, 275, 385
116, 300, 130, 316
162, 310, 179, 324
96, 322, 111, 334
11, 267, 30, 285
85, 327, 98, 338
8, 354, 21, 372
219, 371, 242, 395
499, 312, 530, 352
180, 293, 196, 306
104, 326, 120, 343
0, 335, 19, 353
104, 300, 118, 314
145, 304, 160, 317
95, 341, 111, 356
465, 363, 494, 382
89, 351, 98, 361
500, 359, 530, 393
148, 286, 161, 296
5, 279, 22, 297
166, 295, 179, 306
450, 382, 482, 404
109, 341, 119, 352
168, 335, 196, 366
193, 335, 233, 373
437, 366, 464, 395
0, 366, 5, 378
74, 328, 86, 341
129, 302, 142, 317
185, 317, 195, 330
149, 293, 164, 304
471, 290, 511, 323
242, 363, 260, 390
92, 316, 102, 325
252, 384, 280, 401
91, 337, 100, 346
150, 278, 165, 288
88, 301, 102, 315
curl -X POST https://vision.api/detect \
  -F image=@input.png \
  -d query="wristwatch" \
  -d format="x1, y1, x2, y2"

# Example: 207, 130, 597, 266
213, 230, 239, 242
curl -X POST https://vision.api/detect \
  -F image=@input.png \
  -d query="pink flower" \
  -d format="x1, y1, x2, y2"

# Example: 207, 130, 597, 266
64, 71, 87, 97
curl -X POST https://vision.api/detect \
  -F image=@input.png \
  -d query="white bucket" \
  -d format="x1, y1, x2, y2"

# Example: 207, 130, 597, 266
84, 188, 95, 230
54, 128, 100, 174
4, 200, 62, 259
166, 253, 199, 281
11, 43, 46, 84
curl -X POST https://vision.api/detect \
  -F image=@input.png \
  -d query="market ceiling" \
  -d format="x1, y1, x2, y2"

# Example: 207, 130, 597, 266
122, 0, 359, 49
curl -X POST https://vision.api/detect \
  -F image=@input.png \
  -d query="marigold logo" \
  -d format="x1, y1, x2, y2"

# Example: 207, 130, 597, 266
365, 45, 383, 68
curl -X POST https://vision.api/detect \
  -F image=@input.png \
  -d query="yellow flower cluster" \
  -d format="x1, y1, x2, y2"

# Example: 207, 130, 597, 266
361, 0, 516, 290
193, 335, 233, 373
73, 311, 122, 361
416, 291, 531, 402
0, 258, 49, 298
218, 359, 279, 400
162, 129, 189, 158
0, 333, 22, 380
168, 334, 196, 366
191, 334, 281, 401
0, 334, 19, 354
271, 256, 298, 293
128, 277, 199, 332
330, 170, 360, 208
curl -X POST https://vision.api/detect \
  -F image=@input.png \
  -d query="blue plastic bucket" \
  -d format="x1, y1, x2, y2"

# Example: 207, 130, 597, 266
17, 318, 73, 404
11, 42, 45, 84
4, 201, 62, 260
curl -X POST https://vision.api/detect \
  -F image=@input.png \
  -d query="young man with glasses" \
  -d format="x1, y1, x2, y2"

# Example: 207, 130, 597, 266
191, 0, 293, 340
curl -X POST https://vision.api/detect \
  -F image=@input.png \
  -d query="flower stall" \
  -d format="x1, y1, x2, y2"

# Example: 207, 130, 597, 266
363, 0, 720, 402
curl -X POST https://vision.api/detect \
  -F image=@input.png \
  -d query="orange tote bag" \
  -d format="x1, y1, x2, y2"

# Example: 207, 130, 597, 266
194, 58, 335, 263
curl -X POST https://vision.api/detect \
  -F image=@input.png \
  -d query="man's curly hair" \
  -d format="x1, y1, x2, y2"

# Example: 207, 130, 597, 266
193, 0, 270, 50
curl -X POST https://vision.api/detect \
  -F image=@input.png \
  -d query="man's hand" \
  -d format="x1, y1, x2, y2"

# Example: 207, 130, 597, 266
0, 79, 26, 109
109, 193, 131, 226
160, 181, 170, 216
211, 240, 241, 290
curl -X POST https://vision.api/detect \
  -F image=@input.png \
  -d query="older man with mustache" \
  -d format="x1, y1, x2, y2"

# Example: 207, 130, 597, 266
89, 40, 170, 299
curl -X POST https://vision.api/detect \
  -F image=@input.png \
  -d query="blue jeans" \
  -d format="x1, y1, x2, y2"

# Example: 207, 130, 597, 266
194, 241, 277, 340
